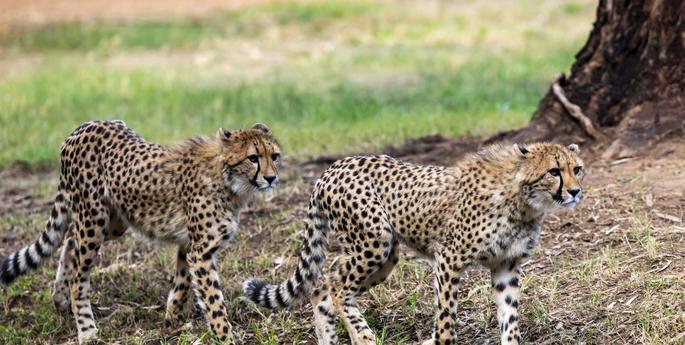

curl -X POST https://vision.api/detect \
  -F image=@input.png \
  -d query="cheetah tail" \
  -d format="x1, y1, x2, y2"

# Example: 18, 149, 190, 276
0, 189, 70, 286
243, 198, 329, 310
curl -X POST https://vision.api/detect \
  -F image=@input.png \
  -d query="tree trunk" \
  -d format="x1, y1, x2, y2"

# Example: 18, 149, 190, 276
512, 0, 685, 158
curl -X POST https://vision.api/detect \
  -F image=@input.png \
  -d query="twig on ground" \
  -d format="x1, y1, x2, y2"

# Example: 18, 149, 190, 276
648, 260, 672, 274
610, 158, 634, 165
605, 224, 620, 235
653, 211, 682, 223
552, 74, 603, 140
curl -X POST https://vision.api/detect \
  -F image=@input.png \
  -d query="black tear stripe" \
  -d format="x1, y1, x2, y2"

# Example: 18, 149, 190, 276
554, 158, 563, 201
250, 142, 261, 186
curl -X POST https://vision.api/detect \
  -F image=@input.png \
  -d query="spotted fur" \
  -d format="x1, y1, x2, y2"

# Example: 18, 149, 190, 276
244, 142, 584, 345
0, 120, 281, 344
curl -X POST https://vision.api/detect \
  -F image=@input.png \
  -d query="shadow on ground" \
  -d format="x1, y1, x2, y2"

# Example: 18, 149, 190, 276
0, 134, 683, 344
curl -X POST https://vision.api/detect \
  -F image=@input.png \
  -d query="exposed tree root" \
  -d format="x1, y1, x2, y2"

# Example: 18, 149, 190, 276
551, 74, 603, 140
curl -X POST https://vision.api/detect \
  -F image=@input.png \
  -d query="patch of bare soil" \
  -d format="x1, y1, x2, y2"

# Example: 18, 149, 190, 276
199, 134, 685, 344
0, 135, 683, 344
305, 134, 483, 167
0, 164, 54, 217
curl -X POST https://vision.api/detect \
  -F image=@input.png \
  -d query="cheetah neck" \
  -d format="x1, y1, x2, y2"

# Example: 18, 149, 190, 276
163, 142, 255, 211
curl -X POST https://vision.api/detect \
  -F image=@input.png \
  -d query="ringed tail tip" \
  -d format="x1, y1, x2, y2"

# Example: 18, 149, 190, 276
242, 278, 267, 304
0, 256, 16, 286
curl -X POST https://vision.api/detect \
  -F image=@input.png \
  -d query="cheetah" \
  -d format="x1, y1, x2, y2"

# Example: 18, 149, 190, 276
243, 142, 584, 345
0, 120, 281, 344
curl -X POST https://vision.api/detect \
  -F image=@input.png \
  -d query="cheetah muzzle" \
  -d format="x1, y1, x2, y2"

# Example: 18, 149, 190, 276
243, 142, 584, 345
0, 120, 282, 344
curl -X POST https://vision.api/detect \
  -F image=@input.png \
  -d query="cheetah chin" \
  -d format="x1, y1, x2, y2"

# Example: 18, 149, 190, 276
0, 120, 282, 344
243, 142, 584, 345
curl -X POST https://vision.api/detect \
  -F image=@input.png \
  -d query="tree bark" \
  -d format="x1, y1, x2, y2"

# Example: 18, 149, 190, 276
512, 0, 685, 158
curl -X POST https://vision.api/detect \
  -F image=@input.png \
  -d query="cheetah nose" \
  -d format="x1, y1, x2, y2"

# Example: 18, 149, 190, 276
264, 176, 277, 185
568, 188, 580, 197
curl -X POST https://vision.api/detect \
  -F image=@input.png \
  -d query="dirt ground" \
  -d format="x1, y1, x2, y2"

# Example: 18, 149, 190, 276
0, 134, 683, 344
1, 0, 682, 343
0, 0, 267, 31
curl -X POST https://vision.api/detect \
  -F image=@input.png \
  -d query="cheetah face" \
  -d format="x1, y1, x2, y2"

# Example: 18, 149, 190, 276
218, 123, 282, 194
519, 143, 584, 212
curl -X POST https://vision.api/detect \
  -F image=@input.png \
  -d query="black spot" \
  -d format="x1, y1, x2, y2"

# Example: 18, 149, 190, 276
509, 277, 519, 287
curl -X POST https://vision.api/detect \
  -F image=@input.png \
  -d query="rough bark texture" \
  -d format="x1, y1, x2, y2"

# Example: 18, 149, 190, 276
511, 0, 685, 158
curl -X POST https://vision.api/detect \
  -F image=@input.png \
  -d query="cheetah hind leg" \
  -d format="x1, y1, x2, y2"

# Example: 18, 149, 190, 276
53, 213, 125, 315
311, 279, 339, 345
331, 235, 395, 345
69, 199, 109, 344
360, 237, 399, 291
52, 235, 76, 313
309, 241, 399, 345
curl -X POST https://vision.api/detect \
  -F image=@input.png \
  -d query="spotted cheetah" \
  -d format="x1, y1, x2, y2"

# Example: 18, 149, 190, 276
243, 143, 584, 345
0, 120, 281, 344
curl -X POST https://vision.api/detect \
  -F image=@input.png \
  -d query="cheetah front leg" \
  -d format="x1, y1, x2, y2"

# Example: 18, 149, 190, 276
187, 221, 235, 343
491, 259, 523, 345
423, 252, 464, 345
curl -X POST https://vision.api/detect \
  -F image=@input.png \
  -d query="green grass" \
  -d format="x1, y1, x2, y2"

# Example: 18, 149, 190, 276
0, 0, 379, 52
0, 0, 595, 165
0, 50, 573, 164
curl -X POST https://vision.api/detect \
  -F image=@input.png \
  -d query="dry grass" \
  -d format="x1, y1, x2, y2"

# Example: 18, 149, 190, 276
0, 139, 683, 345
0, 1, 682, 343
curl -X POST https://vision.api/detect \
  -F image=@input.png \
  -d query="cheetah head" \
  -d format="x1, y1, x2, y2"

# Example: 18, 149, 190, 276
516, 143, 584, 212
217, 123, 282, 194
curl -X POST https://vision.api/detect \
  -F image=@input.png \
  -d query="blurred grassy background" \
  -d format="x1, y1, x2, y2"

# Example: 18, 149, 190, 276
0, 0, 596, 165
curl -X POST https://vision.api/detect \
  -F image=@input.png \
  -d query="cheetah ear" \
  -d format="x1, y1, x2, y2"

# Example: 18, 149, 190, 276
515, 143, 529, 155
567, 143, 580, 153
217, 128, 231, 141
252, 123, 271, 135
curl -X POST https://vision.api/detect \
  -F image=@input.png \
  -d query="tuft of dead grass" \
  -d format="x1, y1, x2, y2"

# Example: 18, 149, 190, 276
1, 139, 683, 344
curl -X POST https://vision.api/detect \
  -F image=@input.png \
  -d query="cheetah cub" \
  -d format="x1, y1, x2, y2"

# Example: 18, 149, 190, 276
244, 143, 584, 345
0, 120, 282, 344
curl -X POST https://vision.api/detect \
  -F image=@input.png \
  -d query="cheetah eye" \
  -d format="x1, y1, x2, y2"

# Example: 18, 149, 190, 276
271, 153, 280, 162
573, 166, 582, 175
247, 155, 259, 163
548, 168, 561, 177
